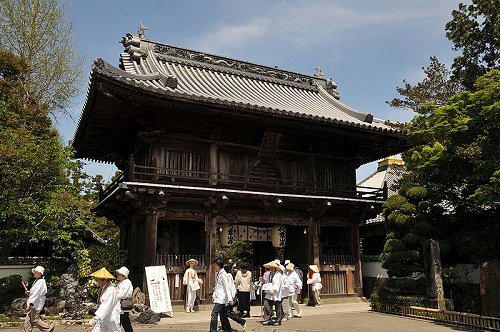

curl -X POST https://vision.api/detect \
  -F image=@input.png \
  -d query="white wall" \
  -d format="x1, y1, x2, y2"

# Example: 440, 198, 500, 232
362, 261, 388, 278
0, 265, 32, 279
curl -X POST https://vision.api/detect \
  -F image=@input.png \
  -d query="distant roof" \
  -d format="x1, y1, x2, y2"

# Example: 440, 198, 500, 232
359, 156, 407, 225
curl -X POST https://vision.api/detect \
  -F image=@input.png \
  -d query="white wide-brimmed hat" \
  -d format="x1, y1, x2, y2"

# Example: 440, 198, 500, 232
284, 259, 291, 265
263, 261, 280, 269
185, 258, 199, 266
32, 266, 45, 275
116, 266, 130, 278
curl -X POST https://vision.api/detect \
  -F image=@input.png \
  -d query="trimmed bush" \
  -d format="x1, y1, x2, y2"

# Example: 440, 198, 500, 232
0, 275, 24, 312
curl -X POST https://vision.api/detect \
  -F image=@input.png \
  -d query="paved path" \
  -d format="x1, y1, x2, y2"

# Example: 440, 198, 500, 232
2, 302, 484, 332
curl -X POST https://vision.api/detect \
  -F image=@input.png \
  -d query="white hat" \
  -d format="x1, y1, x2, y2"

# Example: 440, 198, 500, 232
274, 259, 281, 264
185, 258, 199, 266
32, 266, 44, 275
116, 266, 129, 278
263, 261, 280, 269
284, 259, 291, 265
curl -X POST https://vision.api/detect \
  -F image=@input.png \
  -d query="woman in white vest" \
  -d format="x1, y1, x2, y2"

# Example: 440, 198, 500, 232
87, 268, 119, 332
183, 258, 202, 313
24, 265, 54, 332
115, 267, 133, 332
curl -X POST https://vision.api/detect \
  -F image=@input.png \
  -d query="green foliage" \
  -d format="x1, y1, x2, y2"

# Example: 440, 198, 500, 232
405, 187, 428, 200
445, 0, 500, 90
216, 240, 254, 266
370, 287, 427, 309
381, 186, 430, 277
76, 245, 127, 280
76, 248, 92, 279
383, 195, 407, 211
0, 50, 121, 275
402, 233, 421, 246
0, 275, 24, 312
386, 56, 462, 112
383, 71, 500, 271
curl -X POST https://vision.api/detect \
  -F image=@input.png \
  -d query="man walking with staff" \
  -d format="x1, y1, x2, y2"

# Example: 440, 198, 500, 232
23, 266, 54, 332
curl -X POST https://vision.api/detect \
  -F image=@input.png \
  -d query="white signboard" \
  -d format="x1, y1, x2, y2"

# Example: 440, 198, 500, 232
145, 265, 172, 316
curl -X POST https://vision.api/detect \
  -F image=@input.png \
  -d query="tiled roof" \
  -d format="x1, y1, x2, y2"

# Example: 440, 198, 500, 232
88, 33, 401, 134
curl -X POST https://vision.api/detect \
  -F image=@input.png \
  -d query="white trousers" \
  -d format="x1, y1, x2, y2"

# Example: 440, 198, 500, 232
291, 293, 302, 315
187, 288, 197, 309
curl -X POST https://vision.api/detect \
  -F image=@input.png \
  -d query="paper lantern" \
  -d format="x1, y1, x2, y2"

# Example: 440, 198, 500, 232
271, 225, 286, 248
218, 224, 234, 247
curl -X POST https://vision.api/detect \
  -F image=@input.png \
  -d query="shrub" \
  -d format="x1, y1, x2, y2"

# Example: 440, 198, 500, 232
76, 244, 128, 280
0, 275, 24, 312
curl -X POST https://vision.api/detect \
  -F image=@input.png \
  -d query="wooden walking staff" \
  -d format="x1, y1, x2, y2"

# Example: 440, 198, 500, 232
259, 267, 263, 317
21, 280, 29, 313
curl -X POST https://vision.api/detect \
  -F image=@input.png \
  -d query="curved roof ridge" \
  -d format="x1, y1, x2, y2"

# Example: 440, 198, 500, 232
317, 82, 374, 124
121, 32, 320, 88
95, 58, 177, 89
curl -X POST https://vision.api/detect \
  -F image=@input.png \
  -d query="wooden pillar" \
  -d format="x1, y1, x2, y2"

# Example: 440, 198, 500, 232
142, 210, 158, 293
309, 156, 316, 192
209, 143, 218, 185
205, 214, 217, 295
308, 217, 320, 266
351, 226, 363, 296
144, 211, 159, 266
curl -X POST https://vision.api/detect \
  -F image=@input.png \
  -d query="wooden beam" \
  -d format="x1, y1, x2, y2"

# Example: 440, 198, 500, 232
351, 226, 363, 296
309, 216, 320, 267
205, 214, 217, 295
144, 211, 159, 266
209, 143, 218, 185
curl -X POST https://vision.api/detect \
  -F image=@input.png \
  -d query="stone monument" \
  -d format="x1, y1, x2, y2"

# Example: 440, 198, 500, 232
422, 239, 445, 310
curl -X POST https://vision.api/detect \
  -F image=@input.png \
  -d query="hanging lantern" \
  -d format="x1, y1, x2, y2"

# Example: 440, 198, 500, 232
271, 225, 286, 248
218, 224, 234, 247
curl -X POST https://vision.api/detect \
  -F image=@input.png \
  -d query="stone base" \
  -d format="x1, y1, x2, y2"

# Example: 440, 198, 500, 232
421, 298, 454, 311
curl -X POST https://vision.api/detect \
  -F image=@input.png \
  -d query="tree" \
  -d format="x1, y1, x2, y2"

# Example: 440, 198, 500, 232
384, 71, 500, 271
386, 56, 462, 113
0, 51, 118, 257
0, 0, 83, 116
445, 0, 500, 90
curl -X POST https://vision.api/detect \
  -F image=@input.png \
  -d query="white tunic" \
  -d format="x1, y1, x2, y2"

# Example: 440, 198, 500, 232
213, 269, 233, 305
307, 272, 322, 291
115, 278, 133, 314
287, 270, 303, 294
93, 284, 119, 332
27, 278, 47, 311
265, 271, 283, 301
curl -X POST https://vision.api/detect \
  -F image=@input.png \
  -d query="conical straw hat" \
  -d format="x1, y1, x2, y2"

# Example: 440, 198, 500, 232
309, 265, 319, 273
90, 267, 115, 279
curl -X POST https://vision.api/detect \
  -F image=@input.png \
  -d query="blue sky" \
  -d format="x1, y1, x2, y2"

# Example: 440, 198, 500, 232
59, 0, 466, 182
